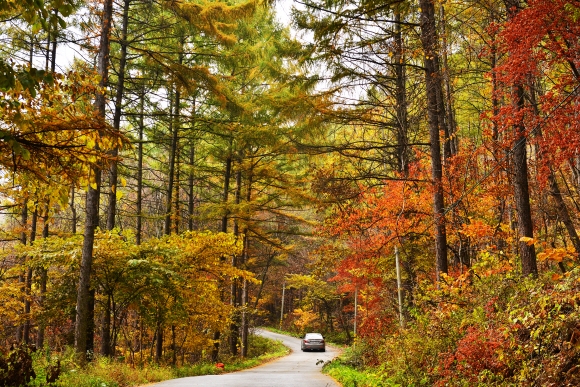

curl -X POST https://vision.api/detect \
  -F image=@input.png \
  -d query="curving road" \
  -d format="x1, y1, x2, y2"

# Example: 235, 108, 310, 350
151, 329, 341, 387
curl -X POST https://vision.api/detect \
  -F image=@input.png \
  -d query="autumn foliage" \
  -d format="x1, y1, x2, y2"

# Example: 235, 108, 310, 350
1, 0, 580, 384
308, 0, 580, 384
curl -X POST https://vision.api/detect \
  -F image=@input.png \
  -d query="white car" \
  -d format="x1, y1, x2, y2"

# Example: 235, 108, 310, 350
301, 332, 326, 352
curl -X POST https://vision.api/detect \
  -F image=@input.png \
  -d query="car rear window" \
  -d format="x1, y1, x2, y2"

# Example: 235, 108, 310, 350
305, 333, 323, 339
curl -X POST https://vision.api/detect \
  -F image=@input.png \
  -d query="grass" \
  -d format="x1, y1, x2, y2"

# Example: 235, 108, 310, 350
28, 335, 289, 387
320, 344, 403, 387
323, 360, 378, 387
323, 357, 403, 387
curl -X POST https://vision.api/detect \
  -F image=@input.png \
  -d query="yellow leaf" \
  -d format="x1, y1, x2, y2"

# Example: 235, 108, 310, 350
121, 177, 127, 187
519, 236, 536, 246
90, 182, 97, 190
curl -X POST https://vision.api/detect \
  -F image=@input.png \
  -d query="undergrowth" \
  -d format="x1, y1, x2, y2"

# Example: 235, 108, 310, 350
24, 334, 288, 387
323, 254, 580, 386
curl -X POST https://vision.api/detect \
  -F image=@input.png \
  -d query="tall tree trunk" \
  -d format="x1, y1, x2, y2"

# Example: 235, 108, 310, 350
164, 87, 181, 235
419, 0, 448, 277
439, 3, 458, 159
87, 289, 96, 356
240, 173, 252, 358
511, 83, 537, 276
394, 10, 409, 176
212, 148, 233, 362
106, 0, 131, 230
70, 187, 77, 234
230, 169, 242, 356
75, 0, 112, 362
155, 323, 163, 363
187, 98, 196, 231
173, 160, 180, 234
187, 143, 195, 231
502, 0, 537, 276
171, 325, 177, 366
101, 294, 112, 356
136, 88, 145, 245
50, 22, 57, 73
23, 208, 38, 344
221, 153, 233, 234
33, 26, 55, 347
36, 205, 49, 348
16, 203, 28, 343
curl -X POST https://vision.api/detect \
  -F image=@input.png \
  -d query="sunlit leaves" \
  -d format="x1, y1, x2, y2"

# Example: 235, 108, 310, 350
0, 65, 126, 186
0, 229, 255, 354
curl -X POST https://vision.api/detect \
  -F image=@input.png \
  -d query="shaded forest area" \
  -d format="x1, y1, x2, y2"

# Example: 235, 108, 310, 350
1, 0, 579, 385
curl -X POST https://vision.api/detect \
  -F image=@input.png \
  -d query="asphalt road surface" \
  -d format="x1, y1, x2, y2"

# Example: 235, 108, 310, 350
151, 329, 341, 387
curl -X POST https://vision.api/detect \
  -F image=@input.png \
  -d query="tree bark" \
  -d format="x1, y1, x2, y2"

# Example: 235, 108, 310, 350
136, 88, 144, 245
419, 0, 448, 277
230, 169, 242, 356
36, 205, 49, 348
75, 0, 111, 362
101, 294, 112, 356
155, 324, 163, 363
212, 146, 233, 362
22, 208, 37, 344
241, 172, 252, 357
502, 0, 537, 275
394, 10, 409, 176
187, 99, 196, 231
87, 289, 96, 356
187, 143, 195, 231
512, 84, 537, 275
221, 153, 233, 234
439, 3, 458, 160
106, 0, 131, 230
16, 202, 28, 343
171, 325, 177, 366
164, 87, 181, 235
174, 160, 180, 234
70, 187, 77, 234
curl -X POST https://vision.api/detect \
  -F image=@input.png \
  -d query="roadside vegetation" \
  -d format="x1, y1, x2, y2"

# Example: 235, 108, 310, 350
321, 265, 580, 386
15, 335, 288, 387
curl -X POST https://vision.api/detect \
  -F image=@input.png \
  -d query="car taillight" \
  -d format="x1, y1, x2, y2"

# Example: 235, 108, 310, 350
304, 339, 310, 343
321, 340, 325, 343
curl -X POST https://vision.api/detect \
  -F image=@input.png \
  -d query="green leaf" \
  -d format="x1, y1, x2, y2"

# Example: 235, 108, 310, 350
20, 148, 31, 160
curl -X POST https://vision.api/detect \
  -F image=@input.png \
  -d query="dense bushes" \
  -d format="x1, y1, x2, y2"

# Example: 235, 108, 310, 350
325, 255, 580, 386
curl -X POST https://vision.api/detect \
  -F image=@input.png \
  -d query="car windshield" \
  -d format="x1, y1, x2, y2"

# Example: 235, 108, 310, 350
305, 333, 323, 339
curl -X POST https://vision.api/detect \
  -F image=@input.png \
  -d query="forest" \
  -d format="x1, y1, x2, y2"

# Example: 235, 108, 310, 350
0, 0, 579, 386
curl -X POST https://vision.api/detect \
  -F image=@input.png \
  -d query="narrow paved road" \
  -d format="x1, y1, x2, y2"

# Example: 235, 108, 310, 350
152, 329, 341, 387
